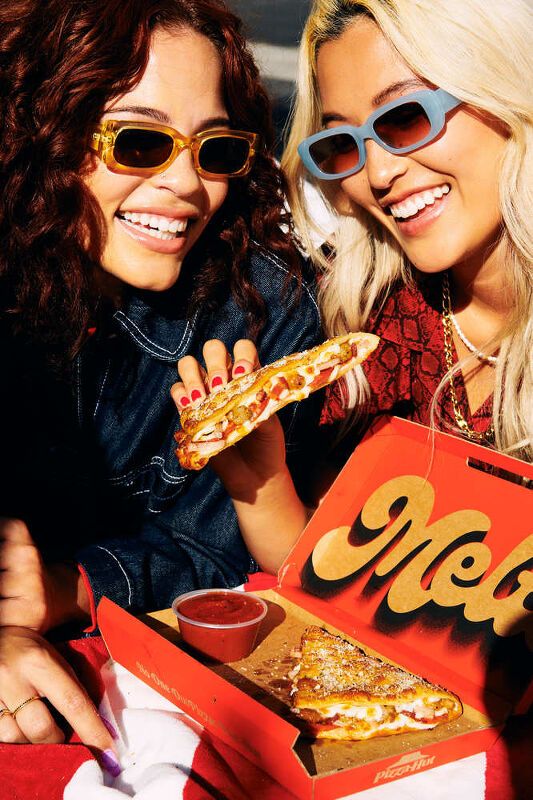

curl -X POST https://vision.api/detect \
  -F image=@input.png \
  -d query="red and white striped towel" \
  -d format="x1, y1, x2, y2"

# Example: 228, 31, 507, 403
0, 635, 530, 800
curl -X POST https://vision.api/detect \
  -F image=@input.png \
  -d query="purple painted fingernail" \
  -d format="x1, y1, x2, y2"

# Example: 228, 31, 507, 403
99, 714, 119, 740
101, 748, 122, 777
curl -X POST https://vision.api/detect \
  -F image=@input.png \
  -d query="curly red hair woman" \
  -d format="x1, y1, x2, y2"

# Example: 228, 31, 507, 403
0, 0, 321, 762
0, 0, 301, 359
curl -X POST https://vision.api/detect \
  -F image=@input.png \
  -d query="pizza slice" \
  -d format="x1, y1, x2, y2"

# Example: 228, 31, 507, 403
290, 626, 463, 741
175, 332, 379, 470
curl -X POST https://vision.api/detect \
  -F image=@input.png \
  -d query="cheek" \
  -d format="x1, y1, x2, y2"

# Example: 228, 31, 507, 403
83, 164, 139, 214
331, 174, 370, 216
428, 112, 507, 189
205, 180, 229, 216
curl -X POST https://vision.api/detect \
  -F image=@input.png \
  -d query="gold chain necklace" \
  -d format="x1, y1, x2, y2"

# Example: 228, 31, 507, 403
441, 272, 495, 443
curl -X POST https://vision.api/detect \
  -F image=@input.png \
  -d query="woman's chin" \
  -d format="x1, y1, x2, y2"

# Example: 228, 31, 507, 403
410, 261, 452, 276
99, 261, 183, 294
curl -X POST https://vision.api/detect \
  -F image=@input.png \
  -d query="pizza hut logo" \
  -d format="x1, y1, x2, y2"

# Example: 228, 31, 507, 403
373, 750, 435, 783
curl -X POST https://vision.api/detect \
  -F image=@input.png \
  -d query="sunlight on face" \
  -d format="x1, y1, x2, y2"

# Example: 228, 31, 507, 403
316, 18, 507, 276
85, 27, 229, 293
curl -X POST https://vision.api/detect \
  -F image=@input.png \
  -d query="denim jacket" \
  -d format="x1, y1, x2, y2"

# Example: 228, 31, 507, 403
1, 245, 321, 621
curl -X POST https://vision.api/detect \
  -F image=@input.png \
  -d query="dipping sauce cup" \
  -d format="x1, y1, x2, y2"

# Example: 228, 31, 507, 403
172, 589, 268, 662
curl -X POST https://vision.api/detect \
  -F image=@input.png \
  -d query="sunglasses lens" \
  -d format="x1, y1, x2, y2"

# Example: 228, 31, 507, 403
308, 132, 360, 176
113, 128, 174, 168
373, 101, 431, 149
198, 135, 251, 175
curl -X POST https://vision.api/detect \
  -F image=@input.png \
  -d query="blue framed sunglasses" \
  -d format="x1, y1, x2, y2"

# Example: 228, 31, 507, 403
298, 88, 461, 180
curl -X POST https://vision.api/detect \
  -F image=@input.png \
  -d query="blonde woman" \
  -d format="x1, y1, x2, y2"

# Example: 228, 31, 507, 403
173, 0, 532, 551
284, 0, 533, 467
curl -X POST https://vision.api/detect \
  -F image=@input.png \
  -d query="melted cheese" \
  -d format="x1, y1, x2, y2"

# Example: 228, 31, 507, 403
318, 697, 449, 726
321, 703, 384, 721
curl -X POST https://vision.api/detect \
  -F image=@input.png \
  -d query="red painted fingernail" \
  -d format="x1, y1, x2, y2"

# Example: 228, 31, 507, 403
180, 396, 190, 407
211, 376, 223, 388
234, 365, 245, 375
191, 389, 202, 401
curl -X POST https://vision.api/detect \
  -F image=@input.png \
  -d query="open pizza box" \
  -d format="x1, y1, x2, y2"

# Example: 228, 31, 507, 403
98, 416, 533, 799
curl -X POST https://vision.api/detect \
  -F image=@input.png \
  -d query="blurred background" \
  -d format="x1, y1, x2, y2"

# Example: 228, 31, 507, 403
227, 0, 313, 153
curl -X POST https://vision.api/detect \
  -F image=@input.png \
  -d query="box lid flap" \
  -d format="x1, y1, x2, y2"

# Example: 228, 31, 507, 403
278, 417, 533, 708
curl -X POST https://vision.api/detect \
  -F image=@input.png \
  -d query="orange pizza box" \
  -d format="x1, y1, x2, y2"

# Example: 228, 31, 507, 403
98, 416, 533, 799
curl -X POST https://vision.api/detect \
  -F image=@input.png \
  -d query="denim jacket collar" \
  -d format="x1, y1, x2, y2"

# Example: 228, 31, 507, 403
113, 289, 200, 363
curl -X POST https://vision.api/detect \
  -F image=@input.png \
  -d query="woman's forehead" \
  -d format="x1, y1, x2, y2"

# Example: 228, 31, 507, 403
106, 27, 227, 130
316, 18, 417, 119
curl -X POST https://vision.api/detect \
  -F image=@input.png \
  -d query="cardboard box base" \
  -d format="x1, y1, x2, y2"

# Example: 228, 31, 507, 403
99, 417, 532, 799
100, 592, 503, 799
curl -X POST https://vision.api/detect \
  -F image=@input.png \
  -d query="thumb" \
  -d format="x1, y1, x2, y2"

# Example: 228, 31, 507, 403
0, 518, 35, 545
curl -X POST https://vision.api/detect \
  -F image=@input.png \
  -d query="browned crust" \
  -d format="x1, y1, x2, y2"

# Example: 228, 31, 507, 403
290, 626, 463, 741
174, 332, 379, 470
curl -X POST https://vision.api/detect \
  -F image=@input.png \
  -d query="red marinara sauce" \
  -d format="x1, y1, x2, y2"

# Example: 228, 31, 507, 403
178, 592, 264, 624
173, 589, 267, 662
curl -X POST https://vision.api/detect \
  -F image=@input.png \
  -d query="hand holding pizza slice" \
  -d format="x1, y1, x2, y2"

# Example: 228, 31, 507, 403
174, 332, 379, 471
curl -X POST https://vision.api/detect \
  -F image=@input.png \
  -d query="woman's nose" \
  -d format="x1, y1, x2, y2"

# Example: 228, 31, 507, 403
363, 139, 408, 190
153, 147, 203, 197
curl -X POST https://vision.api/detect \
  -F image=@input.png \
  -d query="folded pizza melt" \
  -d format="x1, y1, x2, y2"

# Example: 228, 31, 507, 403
175, 332, 380, 470
290, 626, 463, 741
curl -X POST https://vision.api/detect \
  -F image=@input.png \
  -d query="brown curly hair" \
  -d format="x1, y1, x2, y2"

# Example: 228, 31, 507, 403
0, 0, 303, 364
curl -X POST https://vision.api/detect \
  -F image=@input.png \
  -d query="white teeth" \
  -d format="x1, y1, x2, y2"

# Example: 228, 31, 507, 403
389, 183, 450, 219
169, 219, 187, 233
119, 211, 190, 237
151, 215, 168, 231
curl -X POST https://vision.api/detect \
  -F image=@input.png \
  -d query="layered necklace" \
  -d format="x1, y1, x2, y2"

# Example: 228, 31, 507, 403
441, 272, 496, 443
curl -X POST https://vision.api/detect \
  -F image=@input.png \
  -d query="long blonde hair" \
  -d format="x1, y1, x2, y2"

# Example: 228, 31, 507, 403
282, 0, 533, 462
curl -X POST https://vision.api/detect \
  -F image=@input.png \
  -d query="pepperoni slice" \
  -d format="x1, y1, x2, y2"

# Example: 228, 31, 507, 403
309, 366, 334, 390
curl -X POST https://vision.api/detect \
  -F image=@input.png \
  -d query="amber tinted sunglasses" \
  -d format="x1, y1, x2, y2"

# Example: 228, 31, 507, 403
89, 120, 258, 178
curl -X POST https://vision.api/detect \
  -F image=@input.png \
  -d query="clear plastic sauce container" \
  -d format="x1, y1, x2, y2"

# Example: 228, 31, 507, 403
172, 589, 267, 662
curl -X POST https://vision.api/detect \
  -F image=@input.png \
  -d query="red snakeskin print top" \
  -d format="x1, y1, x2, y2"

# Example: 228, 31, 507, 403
320, 276, 494, 460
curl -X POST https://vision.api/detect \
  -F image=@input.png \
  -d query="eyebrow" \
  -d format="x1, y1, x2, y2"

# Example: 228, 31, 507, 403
104, 104, 231, 130
372, 78, 426, 107
321, 78, 426, 126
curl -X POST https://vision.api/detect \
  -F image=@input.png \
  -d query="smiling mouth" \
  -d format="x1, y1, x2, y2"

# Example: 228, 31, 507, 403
387, 184, 450, 221
116, 211, 192, 240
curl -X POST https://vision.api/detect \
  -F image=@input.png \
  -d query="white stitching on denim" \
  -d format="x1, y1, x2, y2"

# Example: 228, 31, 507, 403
251, 242, 320, 317
114, 310, 199, 358
149, 456, 187, 480
93, 360, 111, 418
94, 546, 132, 605
108, 456, 187, 485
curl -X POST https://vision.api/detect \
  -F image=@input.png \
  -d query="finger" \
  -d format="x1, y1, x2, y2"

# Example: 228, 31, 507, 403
0, 565, 42, 595
31, 653, 114, 753
202, 339, 231, 391
0, 700, 28, 744
231, 339, 260, 378
176, 355, 208, 406
0, 539, 41, 573
2, 636, 115, 751
9, 695, 64, 744
0, 518, 34, 546
0, 597, 39, 628
170, 380, 192, 412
